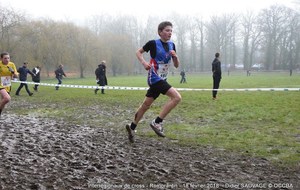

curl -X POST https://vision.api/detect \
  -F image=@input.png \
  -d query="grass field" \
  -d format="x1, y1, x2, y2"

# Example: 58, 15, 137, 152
9, 71, 300, 167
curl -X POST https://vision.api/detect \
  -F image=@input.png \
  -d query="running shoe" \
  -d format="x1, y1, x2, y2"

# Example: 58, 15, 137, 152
126, 124, 135, 143
150, 119, 165, 137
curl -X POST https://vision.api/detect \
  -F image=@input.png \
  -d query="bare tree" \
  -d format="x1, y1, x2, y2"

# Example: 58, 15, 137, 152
241, 11, 262, 70
172, 13, 189, 71
277, 7, 300, 71
187, 17, 199, 72
195, 17, 205, 72
66, 25, 97, 78
206, 14, 238, 69
258, 5, 291, 70
0, 5, 25, 53
88, 14, 111, 37
2, 2, 300, 77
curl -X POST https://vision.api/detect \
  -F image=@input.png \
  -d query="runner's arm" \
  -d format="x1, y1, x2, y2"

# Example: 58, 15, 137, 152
170, 50, 179, 68
136, 48, 151, 70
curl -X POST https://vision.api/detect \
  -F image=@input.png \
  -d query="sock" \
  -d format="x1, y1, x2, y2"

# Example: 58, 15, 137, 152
130, 122, 137, 130
155, 117, 163, 124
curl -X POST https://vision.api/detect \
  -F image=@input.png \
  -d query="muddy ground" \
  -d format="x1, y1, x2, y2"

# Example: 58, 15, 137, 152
0, 112, 299, 190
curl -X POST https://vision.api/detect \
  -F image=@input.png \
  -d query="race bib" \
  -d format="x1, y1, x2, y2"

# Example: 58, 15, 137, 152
157, 63, 170, 80
1, 76, 11, 87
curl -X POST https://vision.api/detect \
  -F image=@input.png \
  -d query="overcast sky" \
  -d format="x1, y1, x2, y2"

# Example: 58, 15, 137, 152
1, 0, 295, 24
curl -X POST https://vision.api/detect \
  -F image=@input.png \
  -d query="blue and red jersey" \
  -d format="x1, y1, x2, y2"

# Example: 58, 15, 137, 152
143, 39, 175, 86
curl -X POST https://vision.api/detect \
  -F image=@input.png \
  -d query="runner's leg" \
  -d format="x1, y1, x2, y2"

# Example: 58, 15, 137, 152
158, 87, 181, 119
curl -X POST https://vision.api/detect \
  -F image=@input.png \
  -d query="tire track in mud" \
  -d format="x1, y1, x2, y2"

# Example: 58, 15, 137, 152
0, 114, 299, 189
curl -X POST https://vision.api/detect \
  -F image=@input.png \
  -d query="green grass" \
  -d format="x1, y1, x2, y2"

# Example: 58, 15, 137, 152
8, 71, 300, 167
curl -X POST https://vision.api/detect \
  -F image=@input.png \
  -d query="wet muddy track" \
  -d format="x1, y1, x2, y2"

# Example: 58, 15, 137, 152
0, 114, 299, 190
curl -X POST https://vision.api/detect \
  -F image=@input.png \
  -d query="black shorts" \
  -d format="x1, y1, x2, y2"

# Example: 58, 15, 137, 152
146, 80, 172, 100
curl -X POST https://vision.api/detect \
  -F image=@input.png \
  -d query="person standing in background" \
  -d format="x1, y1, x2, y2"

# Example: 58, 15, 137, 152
32, 66, 41, 91
212, 52, 222, 100
180, 70, 186, 83
0, 52, 18, 116
94, 60, 107, 94
246, 69, 251, 76
55, 64, 66, 90
15, 62, 35, 96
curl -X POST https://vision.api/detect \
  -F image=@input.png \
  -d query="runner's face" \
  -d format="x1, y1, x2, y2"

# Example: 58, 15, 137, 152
2, 55, 10, 65
159, 26, 172, 42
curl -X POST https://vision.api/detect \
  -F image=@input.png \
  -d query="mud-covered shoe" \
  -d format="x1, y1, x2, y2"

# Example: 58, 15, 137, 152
150, 119, 165, 137
126, 124, 135, 143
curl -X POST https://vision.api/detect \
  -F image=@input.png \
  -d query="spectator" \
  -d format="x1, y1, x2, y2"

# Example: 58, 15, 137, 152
212, 52, 222, 100
32, 66, 41, 91
94, 60, 108, 94
15, 62, 35, 96
55, 64, 66, 90
180, 70, 187, 83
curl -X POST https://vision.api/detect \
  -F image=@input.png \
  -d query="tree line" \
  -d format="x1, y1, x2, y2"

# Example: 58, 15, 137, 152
0, 3, 299, 78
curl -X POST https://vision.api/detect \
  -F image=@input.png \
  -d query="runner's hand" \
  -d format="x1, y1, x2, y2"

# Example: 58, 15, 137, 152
7, 66, 14, 73
143, 62, 151, 70
169, 50, 177, 58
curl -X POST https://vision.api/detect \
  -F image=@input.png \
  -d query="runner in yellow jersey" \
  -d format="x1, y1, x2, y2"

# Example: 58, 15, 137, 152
0, 52, 18, 116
